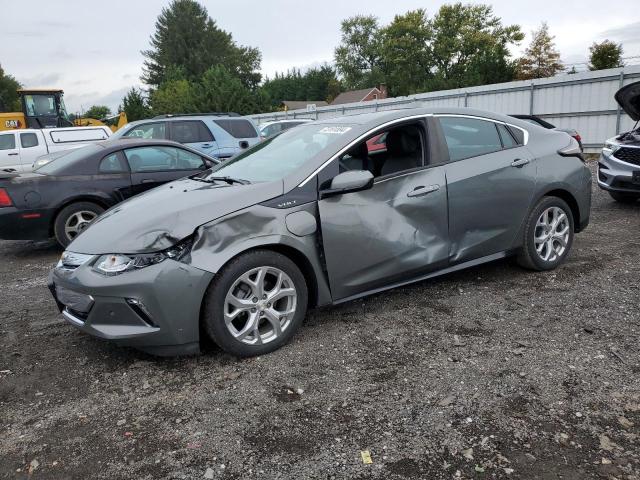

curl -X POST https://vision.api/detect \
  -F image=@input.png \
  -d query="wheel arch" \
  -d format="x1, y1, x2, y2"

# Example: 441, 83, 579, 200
540, 188, 581, 232
49, 195, 110, 236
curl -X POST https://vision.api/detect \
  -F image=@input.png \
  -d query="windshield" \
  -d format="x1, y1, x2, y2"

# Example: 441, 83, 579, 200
206, 123, 352, 183
36, 144, 103, 174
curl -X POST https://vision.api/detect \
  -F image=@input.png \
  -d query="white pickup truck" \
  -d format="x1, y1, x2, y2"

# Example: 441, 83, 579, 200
0, 126, 111, 173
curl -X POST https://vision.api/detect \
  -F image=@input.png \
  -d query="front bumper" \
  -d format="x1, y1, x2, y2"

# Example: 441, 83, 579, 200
597, 148, 640, 193
48, 256, 214, 356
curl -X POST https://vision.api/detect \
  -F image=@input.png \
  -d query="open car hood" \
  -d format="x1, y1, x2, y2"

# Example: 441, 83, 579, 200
615, 81, 640, 121
68, 177, 283, 255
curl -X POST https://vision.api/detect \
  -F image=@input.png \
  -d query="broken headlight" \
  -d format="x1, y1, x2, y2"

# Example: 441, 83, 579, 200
93, 236, 193, 276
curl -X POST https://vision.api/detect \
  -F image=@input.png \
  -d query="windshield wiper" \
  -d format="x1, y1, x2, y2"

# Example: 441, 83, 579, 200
192, 175, 251, 185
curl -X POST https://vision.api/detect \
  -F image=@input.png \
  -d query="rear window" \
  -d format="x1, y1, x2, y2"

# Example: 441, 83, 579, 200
438, 117, 502, 161
213, 119, 258, 139
21, 132, 39, 148
47, 128, 109, 143
36, 145, 103, 174
507, 126, 525, 145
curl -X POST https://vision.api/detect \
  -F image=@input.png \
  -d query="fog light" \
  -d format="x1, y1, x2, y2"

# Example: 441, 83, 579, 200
126, 298, 156, 327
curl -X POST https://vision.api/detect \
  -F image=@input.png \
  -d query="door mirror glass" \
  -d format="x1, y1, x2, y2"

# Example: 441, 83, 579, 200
321, 170, 374, 199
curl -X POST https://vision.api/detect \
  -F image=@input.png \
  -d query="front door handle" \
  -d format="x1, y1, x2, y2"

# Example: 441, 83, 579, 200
201, 144, 213, 149
511, 158, 530, 168
141, 179, 156, 184
407, 184, 440, 198
8, 153, 18, 156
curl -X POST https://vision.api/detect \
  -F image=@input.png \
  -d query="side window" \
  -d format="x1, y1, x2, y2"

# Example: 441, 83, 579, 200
497, 124, 518, 149
507, 125, 525, 145
0, 134, 16, 150
176, 148, 206, 169
123, 122, 166, 139
170, 121, 213, 143
99, 152, 127, 173
438, 117, 502, 161
337, 124, 424, 178
20, 133, 39, 148
124, 146, 203, 172
213, 119, 258, 138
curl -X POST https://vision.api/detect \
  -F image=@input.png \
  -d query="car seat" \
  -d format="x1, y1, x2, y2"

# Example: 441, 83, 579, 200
380, 129, 421, 176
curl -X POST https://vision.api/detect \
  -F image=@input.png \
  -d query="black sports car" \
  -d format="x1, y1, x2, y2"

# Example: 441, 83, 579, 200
0, 139, 218, 246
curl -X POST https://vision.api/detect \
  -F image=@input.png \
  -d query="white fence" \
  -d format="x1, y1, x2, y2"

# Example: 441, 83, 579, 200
251, 65, 640, 153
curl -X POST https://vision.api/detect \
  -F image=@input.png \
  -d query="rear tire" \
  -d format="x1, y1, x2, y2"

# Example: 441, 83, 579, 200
53, 201, 104, 248
202, 250, 308, 357
517, 196, 574, 271
609, 191, 640, 204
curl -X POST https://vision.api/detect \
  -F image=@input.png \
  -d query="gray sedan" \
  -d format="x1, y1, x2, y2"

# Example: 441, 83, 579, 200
48, 107, 592, 357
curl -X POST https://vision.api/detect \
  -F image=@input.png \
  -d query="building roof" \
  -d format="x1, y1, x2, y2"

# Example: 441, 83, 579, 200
282, 100, 328, 110
330, 87, 381, 105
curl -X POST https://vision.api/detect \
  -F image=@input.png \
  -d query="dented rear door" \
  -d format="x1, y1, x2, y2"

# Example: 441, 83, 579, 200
318, 166, 449, 301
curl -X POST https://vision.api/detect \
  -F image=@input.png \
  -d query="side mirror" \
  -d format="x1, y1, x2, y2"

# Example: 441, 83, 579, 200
239, 140, 249, 149
320, 170, 374, 199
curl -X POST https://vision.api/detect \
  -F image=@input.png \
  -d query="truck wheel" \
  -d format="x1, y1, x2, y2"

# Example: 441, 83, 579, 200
54, 202, 104, 247
202, 250, 308, 357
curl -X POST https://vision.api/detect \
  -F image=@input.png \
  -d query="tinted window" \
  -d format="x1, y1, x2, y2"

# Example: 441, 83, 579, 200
439, 117, 502, 161
213, 119, 258, 138
508, 126, 525, 145
0, 134, 16, 150
20, 133, 39, 148
171, 121, 213, 143
99, 153, 127, 173
123, 122, 166, 139
124, 146, 204, 172
208, 123, 351, 182
497, 124, 518, 148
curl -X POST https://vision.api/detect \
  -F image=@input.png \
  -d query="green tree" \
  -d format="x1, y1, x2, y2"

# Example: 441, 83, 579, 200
380, 10, 432, 96
0, 64, 21, 112
120, 87, 151, 121
149, 79, 197, 115
262, 65, 342, 106
83, 105, 111, 119
334, 15, 385, 89
516, 22, 564, 79
193, 66, 258, 114
428, 4, 523, 90
589, 40, 624, 71
142, 0, 261, 89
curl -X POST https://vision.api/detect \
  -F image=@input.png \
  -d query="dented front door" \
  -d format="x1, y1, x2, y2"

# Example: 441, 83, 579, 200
318, 167, 449, 301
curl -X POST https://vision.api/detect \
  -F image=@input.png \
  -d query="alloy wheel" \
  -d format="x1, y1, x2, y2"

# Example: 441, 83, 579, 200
223, 266, 297, 345
64, 211, 98, 240
534, 206, 570, 262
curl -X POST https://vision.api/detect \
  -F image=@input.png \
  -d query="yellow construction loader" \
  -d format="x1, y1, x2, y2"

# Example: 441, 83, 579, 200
0, 89, 127, 132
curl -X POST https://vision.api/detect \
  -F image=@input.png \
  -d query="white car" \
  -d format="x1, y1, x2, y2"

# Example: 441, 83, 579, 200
0, 126, 111, 172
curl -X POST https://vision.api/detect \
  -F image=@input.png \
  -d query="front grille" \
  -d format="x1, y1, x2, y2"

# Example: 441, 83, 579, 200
613, 147, 640, 166
612, 179, 640, 190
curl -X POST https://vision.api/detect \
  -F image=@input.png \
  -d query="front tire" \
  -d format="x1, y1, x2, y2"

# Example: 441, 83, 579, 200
609, 191, 639, 204
517, 196, 574, 271
53, 201, 104, 248
202, 250, 308, 357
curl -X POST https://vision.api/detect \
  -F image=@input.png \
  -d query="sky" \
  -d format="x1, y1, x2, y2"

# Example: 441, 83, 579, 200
2, 0, 639, 113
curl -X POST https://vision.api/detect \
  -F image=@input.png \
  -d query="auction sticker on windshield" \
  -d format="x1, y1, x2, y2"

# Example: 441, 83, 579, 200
319, 126, 352, 134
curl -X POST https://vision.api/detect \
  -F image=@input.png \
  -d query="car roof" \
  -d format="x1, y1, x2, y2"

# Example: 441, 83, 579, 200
99, 138, 191, 150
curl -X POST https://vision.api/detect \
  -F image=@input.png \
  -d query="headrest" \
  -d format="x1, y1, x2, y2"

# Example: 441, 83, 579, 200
385, 129, 419, 156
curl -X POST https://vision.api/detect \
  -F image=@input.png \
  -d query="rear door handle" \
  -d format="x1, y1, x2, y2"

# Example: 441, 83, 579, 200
511, 158, 530, 168
141, 179, 156, 184
407, 184, 440, 198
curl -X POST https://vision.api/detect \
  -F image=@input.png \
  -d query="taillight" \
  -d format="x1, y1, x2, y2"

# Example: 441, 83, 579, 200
0, 188, 12, 207
573, 134, 582, 143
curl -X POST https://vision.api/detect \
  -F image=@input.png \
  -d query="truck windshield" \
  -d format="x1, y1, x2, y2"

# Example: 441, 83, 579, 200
206, 123, 353, 183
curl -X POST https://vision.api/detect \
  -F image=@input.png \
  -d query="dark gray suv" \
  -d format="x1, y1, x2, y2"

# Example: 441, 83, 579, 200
49, 107, 592, 357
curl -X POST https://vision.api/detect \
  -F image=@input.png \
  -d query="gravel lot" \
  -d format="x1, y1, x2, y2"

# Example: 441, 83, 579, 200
1, 160, 639, 480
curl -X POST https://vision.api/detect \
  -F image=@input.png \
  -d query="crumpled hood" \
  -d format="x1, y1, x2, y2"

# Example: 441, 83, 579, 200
615, 80, 640, 121
68, 177, 284, 254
